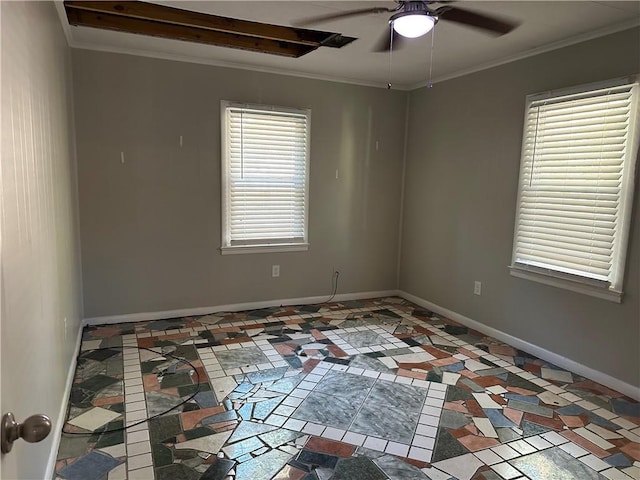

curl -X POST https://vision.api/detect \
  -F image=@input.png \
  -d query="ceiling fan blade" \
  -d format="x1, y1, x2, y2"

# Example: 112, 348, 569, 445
373, 27, 409, 52
295, 7, 394, 27
435, 6, 518, 35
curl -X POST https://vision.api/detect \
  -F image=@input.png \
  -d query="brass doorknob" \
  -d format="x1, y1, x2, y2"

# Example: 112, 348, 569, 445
1, 412, 51, 454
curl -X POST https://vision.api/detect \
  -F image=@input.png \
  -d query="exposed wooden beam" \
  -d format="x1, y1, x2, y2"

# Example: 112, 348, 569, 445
65, 8, 317, 58
64, 1, 334, 46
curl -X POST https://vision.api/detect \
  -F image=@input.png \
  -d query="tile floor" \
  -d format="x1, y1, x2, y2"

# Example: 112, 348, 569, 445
55, 297, 640, 480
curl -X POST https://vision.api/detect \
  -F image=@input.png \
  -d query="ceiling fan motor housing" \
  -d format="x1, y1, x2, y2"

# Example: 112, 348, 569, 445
391, 1, 439, 25
402, 1, 430, 14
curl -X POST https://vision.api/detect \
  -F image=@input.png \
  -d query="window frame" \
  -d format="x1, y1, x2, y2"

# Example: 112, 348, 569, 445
509, 76, 640, 302
220, 100, 311, 255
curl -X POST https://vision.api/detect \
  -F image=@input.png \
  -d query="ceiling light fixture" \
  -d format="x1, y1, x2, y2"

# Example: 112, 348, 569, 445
391, 11, 436, 38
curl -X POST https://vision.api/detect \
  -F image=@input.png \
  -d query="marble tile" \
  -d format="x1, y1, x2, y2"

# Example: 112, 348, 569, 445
128, 466, 155, 479
492, 444, 520, 460
349, 354, 395, 373
265, 414, 288, 427
228, 420, 277, 443
222, 436, 264, 459
98, 443, 126, 458
215, 347, 270, 370
210, 376, 238, 402
611, 399, 640, 418
384, 442, 410, 457
586, 423, 624, 440
145, 391, 184, 416
127, 452, 152, 470
442, 372, 461, 385
174, 431, 232, 454
573, 427, 616, 450
57, 435, 90, 460
337, 331, 389, 348
507, 399, 554, 418
199, 458, 235, 480
322, 427, 346, 441
604, 452, 634, 468
363, 437, 388, 452
312, 371, 377, 400
412, 435, 435, 450
491, 462, 523, 479
68, 407, 121, 431
472, 393, 503, 410
541, 368, 574, 384
431, 429, 469, 463
600, 467, 636, 479
253, 396, 285, 420
342, 432, 366, 446
332, 456, 388, 480
581, 454, 613, 472
77, 374, 120, 393
350, 380, 427, 443
392, 352, 436, 363
297, 449, 340, 469
57, 451, 122, 480
268, 373, 306, 394
473, 417, 499, 438
440, 409, 471, 429
107, 463, 127, 480
126, 429, 149, 444
432, 453, 484, 480
538, 390, 571, 407
258, 428, 304, 448
126, 442, 151, 457
508, 439, 538, 455
154, 463, 200, 480
246, 366, 288, 384
372, 454, 428, 480
474, 448, 504, 465
484, 408, 519, 428
621, 466, 640, 479
293, 391, 358, 428
510, 447, 608, 480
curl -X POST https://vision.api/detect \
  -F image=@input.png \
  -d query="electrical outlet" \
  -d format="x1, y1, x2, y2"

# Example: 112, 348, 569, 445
272, 265, 280, 277
474, 281, 482, 296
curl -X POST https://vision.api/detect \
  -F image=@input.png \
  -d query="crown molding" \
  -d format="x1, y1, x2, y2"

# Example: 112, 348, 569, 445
68, 40, 413, 91
407, 18, 640, 91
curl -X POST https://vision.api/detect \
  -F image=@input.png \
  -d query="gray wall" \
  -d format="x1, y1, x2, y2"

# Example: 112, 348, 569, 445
400, 28, 640, 387
1, 2, 83, 479
72, 50, 407, 318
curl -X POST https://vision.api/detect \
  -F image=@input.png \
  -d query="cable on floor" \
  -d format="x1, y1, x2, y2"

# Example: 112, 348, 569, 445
61, 345, 201, 435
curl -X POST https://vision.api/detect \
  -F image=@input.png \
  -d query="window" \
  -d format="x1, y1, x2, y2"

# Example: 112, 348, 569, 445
511, 77, 639, 302
221, 101, 310, 254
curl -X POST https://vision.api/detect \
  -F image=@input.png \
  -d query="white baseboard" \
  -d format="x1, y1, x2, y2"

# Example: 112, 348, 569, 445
83, 290, 400, 326
398, 290, 640, 401
44, 321, 84, 480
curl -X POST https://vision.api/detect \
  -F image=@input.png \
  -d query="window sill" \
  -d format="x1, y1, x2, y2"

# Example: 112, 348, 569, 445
220, 243, 309, 255
509, 266, 622, 303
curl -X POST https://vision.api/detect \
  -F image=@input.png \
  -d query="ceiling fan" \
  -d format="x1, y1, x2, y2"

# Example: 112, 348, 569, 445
297, 1, 519, 51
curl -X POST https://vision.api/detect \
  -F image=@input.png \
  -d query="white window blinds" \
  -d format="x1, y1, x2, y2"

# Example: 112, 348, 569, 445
512, 80, 639, 293
221, 102, 310, 251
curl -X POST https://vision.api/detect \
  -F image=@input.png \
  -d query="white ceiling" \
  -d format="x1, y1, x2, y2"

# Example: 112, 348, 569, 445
58, 1, 640, 89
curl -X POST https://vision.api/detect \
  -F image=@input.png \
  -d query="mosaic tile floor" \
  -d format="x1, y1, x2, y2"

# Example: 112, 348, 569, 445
55, 297, 640, 480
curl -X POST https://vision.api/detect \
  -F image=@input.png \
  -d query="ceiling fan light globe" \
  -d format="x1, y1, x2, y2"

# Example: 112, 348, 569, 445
392, 13, 435, 38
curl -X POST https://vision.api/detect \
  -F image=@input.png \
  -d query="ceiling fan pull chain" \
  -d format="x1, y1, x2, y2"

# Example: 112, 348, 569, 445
427, 26, 436, 88
387, 23, 394, 89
